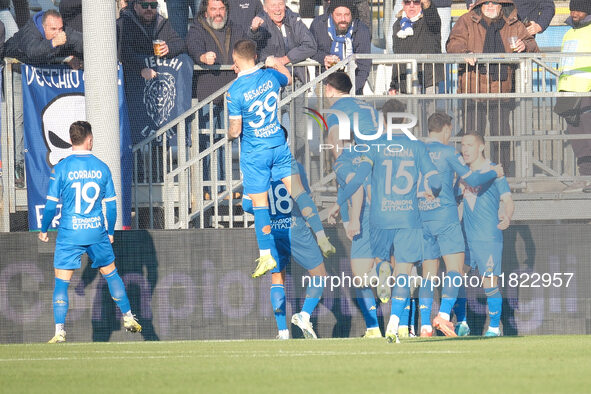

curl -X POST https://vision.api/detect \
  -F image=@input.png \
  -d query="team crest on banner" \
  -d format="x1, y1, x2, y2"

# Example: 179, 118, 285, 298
123, 54, 193, 145
22, 65, 133, 231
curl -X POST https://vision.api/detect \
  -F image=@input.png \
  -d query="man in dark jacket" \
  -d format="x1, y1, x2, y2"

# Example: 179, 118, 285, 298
466, 0, 555, 35
310, 0, 370, 95
187, 0, 248, 195
390, 0, 443, 94
5, 9, 83, 68
117, 0, 186, 81
228, 0, 263, 32
250, 0, 317, 84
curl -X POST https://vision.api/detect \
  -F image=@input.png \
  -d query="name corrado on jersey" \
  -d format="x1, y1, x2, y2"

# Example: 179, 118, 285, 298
68, 170, 102, 180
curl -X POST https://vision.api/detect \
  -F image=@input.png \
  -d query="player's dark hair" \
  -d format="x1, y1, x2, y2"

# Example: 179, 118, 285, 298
463, 131, 485, 145
42, 9, 62, 25
70, 121, 92, 146
198, 0, 230, 17
381, 99, 406, 123
428, 112, 453, 134
324, 72, 352, 94
233, 39, 257, 61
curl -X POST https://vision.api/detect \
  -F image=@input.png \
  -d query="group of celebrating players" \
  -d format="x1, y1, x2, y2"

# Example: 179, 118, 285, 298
40, 38, 513, 344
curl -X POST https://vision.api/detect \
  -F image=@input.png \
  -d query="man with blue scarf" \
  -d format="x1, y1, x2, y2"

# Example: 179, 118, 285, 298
310, 0, 370, 95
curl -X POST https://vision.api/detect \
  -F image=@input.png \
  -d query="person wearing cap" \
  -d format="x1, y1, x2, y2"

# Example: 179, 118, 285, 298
447, 0, 539, 175
558, 0, 591, 193
310, 0, 371, 95
389, 0, 443, 95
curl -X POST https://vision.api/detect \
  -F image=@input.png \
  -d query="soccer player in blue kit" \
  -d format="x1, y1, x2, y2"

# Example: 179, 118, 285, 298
243, 166, 328, 339
456, 133, 514, 337
417, 113, 504, 337
227, 39, 335, 279
39, 121, 141, 343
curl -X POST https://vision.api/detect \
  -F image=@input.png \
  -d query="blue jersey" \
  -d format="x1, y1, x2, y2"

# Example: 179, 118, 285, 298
226, 67, 289, 153
334, 150, 371, 204
326, 97, 380, 143
458, 161, 511, 243
45, 152, 116, 245
364, 135, 440, 229
419, 139, 497, 223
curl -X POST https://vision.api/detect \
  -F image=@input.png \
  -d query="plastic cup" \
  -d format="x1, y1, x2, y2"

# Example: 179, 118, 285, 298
509, 36, 519, 51
152, 40, 164, 56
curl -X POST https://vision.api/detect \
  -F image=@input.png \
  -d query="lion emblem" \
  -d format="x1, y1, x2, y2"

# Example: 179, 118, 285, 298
143, 72, 176, 128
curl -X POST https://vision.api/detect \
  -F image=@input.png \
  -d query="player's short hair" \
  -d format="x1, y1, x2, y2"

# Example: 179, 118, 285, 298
42, 9, 62, 25
324, 72, 352, 94
463, 131, 485, 145
428, 112, 453, 134
233, 39, 257, 60
70, 121, 92, 146
381, 99, 406, 123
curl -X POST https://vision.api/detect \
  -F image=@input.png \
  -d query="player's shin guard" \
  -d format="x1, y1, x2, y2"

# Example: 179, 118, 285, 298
53, 278, 70, 325
453, 283, 467, 323
294, 193, 324, 235
103, 268, 131, 314
419, 279, 434, 327
484, 286, 502, 328
301, 276, 325, 315
270, 284, 287, 331
355, 287, 379, 329
440, 271, 462, 316
253, 206, 276, 254
390, 274, 410, 319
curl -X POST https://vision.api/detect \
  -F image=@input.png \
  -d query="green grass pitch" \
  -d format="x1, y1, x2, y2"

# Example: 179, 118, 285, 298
1, 336, 590, 393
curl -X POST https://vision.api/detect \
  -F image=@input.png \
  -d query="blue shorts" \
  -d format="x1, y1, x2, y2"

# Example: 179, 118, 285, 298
351, 207, 372, 260
371, 227, 423, 264
241, 143, 292, 194
465, 239, 502, 277
272, 217, 323, 273
54, 238, 115, 270
422, 220, 465, 260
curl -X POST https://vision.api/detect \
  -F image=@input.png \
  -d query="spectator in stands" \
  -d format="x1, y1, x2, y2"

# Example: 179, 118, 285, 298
117, 0, 186, 81
250, 0, 317, 85
391, 0, 450, 53
310, 0, 370, 95
323, 0, 370, 30
5, 9, 83, 68
187, 0, 247, 197
466, 0, 555, 35
558, 0, 591, 193
0, 1, 18, 40
60, 0, 83, 32
447, 0, 538, 174
389, 0, 443, 94
228, 0, 263, 32
166, 0, 201, 38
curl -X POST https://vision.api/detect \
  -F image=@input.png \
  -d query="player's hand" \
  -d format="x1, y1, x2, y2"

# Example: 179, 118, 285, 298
526, 21, 542, 36
201, 51, 217, 65
251, 16, 264, 31
497, 214, 511, 230
108, 234, 114, 244
38, 232, 49, 242
346, 218, 360, 241
327, 203, 340, 224
265, 56, 277, 69
423, 186, 435, 201
52, 31, 67, 47
493, 164, 504, 178
141, 67, 157, 80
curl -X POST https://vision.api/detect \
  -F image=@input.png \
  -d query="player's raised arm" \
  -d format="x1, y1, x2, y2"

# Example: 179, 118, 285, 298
265, 56, 292, 86
448, 153, 501, 186
39, 168, 62, 242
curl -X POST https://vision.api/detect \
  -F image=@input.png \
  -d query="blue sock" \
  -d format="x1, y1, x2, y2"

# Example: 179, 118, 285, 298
253, 206, 276, 253
485, 286, 502, 328
399, 297, 411, 326
103, 268, 131, 314
270, 284, 287, 331
390, 274, 410, 319
355, 287, 379, 329
409, 298, 417, 330
419, 279, 434, 326
53, 278, 70, 325
301, 276, 325, 315
439, 271, 461, 316
295, 192, 323, 235
453, 283, 467, 323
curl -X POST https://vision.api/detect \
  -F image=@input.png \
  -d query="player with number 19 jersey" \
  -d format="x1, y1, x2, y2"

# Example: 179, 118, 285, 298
44, 152, 116, 245
227, 67, 290, 193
